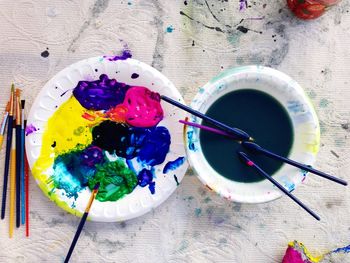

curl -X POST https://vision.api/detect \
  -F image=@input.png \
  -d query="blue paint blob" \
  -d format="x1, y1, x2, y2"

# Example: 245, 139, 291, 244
137, 168, 153, 187
148, 181, 155, 194
163, 157, 185, 174
332, 245, 350, 253
73, 74, 130, 110
138, 126, 171, 166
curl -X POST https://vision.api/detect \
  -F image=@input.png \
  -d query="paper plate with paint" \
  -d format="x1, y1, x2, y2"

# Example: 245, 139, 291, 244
26, 56, 188, 222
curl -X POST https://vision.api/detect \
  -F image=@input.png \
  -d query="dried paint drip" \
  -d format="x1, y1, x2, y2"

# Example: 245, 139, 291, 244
31, 72, 185, 205
103, 49, 132, 61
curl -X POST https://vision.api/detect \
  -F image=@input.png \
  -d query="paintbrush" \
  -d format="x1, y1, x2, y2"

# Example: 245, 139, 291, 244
179, 119, 239, 139
24, 121, 29, 237
64, 182, 100, 263
1, 85, 15, 219
15, 89, 21, 228
0, 102, 10, 151
161, 95, 252, 141
9, 120, 16, 237
21, 100, 26, 225
179, 119, 347, 186
238, 151, 320, 221
241, 142, 347, 186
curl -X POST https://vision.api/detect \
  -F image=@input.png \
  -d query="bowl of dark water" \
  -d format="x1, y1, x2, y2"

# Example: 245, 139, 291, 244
185, 66, 320, 203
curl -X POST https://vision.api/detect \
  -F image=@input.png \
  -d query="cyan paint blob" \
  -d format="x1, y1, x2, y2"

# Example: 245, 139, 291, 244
73, 74, 130, 110
163, 157, 185, 173
52, 149, 101, 194
166, 25, 174, 33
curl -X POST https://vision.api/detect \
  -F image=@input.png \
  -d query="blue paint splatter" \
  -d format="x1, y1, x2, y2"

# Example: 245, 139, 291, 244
332, 244, 350, 253
194, 208, 202, 217
187, 130, 197, 151
287, 101, 305, 114
163, 157, 185, 173
166, 25, 174, 33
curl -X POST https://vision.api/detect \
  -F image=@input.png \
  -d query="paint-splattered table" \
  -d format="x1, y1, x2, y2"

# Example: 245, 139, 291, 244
0, 0, 349, 262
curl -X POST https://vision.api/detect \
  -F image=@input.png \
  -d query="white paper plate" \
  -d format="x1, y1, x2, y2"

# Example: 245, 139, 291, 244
26, 56, 188, 222
185, 66, 320, 203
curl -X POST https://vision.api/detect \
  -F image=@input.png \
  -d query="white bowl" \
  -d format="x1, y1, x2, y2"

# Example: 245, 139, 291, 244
185, 66, 320, 203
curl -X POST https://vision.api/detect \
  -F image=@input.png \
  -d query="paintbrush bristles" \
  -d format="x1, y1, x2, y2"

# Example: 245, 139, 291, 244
21, 100, 25, 109
15, 89, 21, 125
9, 85, 15, 116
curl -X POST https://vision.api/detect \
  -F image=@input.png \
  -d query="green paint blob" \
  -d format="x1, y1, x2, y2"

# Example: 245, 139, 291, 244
88, 160, 137, 202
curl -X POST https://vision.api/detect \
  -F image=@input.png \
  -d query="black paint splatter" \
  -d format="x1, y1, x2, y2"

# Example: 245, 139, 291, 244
51, 141, 56, 148
237, 26, 249, 33
192, 40, 195, 46
174, 174, 179, 186
330, 150, 339, 158
131, 73, 139, 79
41, 48, 49, 58
341, 123, 349, 130
184, 0, 187, 5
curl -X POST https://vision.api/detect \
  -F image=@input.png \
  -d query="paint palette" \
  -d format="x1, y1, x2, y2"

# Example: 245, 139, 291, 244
26, 56, 188, 222
185, 66, 320, 203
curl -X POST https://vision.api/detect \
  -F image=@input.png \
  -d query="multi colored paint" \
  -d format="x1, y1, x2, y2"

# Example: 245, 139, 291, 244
282, 240, 350, 263
30, 70, 185, 205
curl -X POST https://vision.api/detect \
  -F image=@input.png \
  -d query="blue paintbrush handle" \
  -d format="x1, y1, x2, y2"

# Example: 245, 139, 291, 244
1, 116, 13, 219
161, 95, 251, 141
21, 128, 25, 224
15, 125, 21, 228
64, 212, 88, 263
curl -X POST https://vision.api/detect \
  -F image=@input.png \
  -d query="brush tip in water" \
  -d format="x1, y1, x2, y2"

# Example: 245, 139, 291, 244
21, 100, 25, 109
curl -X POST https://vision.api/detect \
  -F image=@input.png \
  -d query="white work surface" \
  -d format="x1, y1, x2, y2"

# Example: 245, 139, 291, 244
0, 0, 349, 262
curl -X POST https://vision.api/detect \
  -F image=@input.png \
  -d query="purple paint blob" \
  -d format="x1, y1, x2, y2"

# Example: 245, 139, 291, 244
80, 146, 104, 167
103, 50, 132, 61
72, 74, 130, 110
131, 73, 139, 79
25, 124, 38, 136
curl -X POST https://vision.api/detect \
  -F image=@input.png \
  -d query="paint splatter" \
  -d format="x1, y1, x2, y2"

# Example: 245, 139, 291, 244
163, 157, 185, 173
131, 73, 139, 79
41, 48, 49, 58
166, 25, 174, 33
239, 0, 248, 11
174, 174, 179, 186
103, 49, 132, 61
25, 124, 38, 136
194, 208, 202, 217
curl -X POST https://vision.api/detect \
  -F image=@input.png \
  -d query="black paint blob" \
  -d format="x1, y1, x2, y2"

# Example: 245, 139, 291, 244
131, 73, 139, 79
41, 48, 50, 58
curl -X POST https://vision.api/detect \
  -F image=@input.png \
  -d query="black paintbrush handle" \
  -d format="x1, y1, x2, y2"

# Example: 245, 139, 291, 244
253, 160, 320, 221
161, 95, 250, 141
15, 125, 21, 227
242, 142, 348, 186
64, 212, 88, 263
238, 152, 320, 221
1, 116, 13, 219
